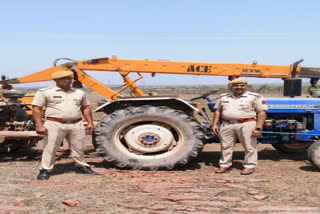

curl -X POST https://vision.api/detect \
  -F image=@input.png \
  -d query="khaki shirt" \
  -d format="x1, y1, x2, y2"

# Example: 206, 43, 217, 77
214, 91, 268, 120
32, 86, 90, 120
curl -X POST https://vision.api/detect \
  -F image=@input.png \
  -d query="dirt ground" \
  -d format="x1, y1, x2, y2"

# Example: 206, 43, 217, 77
0, 140, 319, 214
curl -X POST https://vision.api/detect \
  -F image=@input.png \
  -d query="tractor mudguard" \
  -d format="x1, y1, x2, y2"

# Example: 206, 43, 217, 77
94, 97, 199, 115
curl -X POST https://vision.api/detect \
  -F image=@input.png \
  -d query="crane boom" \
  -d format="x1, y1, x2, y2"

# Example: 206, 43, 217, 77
3, 55, 318, 99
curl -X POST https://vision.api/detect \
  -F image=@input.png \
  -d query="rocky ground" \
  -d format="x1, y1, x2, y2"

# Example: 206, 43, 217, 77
0, 141, 319, 214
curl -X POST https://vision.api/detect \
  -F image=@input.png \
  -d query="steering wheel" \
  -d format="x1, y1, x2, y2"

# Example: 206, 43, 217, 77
190, 89, 219, 101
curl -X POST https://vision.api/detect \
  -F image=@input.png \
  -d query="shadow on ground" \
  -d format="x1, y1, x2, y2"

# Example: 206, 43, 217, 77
0, 148, 42, 162
198, 144, 308, 169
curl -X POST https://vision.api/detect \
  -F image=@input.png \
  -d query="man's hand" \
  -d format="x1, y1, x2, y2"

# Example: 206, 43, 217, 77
81, 105, 94, 135
211, 110, 221, 135
251, 129, 262, 137
35, 126, 48, 135
252, 110, 266, 137
211, 125, 219, 135
32, 106, 47, 135
86, 123, 94, 135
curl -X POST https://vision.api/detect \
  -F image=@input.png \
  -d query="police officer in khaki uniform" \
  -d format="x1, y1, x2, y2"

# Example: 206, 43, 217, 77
32, 70, 97, 180
211, 78, 267, 175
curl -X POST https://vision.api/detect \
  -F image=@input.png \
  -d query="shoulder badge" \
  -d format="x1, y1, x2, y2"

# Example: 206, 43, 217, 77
219, 93, 228, 98
39, 86, 54, 92
247, 91, 261, 97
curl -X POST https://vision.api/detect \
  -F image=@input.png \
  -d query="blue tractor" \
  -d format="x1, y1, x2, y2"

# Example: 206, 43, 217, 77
195, 79, 320, 170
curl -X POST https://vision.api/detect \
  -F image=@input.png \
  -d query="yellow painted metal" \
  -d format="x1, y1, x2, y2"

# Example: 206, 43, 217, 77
11, 55, 300, 100
17, 66, 68, 83
0, 95, 33, 105
76, 56, 300, 78
19, 96, 34, 104
74, 68, 118, 99
119, 74, 145, 97
0, 95, 34, 114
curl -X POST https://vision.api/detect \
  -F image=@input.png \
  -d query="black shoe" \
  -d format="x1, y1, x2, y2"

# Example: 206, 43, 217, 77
75, 166, 99, 175
37, 169, 50, 180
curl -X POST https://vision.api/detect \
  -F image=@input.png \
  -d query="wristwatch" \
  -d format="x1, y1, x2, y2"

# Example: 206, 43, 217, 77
255, 128, 262, 131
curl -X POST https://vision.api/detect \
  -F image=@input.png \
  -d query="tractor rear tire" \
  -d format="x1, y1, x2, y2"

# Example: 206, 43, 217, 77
307, 141, 320, 170
272, 142, 312, 153
93, 105, 204, 170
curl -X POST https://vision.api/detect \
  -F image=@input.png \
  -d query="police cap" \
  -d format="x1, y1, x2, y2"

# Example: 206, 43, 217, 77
229, 78, 248, 85
52, 70, 73, 79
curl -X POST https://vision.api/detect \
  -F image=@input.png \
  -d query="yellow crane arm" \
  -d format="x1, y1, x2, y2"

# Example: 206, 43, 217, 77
6, 55, 301, 99
76, 56, 299, 78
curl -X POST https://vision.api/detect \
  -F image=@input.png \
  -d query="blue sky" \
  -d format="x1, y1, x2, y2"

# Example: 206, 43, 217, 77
1, 0, 319, 87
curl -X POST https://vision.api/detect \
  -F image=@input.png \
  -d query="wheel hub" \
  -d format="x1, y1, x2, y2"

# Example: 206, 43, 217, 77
124, 124, 174, 154
138, 132, 160, 146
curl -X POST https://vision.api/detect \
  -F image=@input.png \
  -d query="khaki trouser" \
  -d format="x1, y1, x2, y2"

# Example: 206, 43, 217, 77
218, 121, 257, 168
41, 120, 90, 171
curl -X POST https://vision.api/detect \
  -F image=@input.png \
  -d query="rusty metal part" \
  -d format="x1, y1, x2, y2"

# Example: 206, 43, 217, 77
299, 67, 320, 78
0, 131, 41, 139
